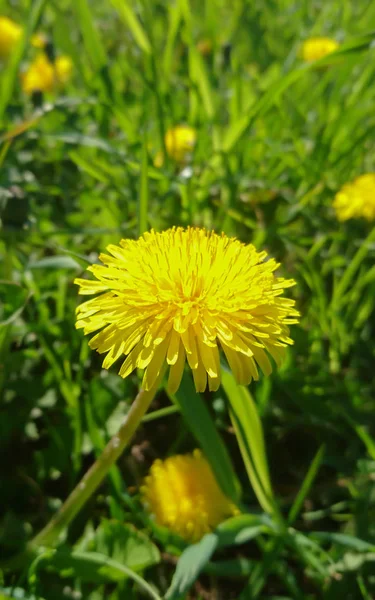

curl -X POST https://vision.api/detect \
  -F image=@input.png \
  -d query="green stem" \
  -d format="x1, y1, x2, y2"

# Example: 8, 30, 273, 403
333, 225, 375, 305
31, 385, 158, 549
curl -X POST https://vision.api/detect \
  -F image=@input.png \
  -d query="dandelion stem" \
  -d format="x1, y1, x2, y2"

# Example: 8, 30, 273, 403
30, 384, 158, 549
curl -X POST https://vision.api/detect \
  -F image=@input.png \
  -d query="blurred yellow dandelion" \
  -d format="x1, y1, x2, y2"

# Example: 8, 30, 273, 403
0, 16, 47, 59
301, 37, 339, 62
22, 53, 73, 94
333, 174, 375, 222
75, 227, 299, 393
0, 16, 22, 58
165, 125, 196, 162
154, 125, 197, 168
141, 450, 239, 542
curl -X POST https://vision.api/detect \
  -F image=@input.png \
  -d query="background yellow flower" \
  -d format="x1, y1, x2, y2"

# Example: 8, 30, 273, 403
75, 227, 299, 394
21, 53, 73, 94
141, 450, 239, 542
0, 16, 22, 58
301, 36, 339, 61
333, 174, 375, 222
165, 125, 196, 162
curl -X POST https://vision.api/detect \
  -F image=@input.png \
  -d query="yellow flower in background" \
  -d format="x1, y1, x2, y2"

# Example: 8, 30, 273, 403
22, 53, 73, 94
75, 227, 299, 393
301, 37, 339, 62
31, 32, 48, 49
0, 16, 22, 58
141, 450, 239, 542
0, 16, 47, 59
333, 174, 375, 222
154, 126, 196, 167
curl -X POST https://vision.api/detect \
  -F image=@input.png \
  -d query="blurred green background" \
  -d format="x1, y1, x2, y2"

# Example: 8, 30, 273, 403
1, 0, 375, 598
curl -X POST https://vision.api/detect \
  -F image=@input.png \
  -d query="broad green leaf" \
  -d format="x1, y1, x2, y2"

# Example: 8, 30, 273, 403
91, 520, 160, 572
168, 372, 241, 503
166, 533, 218, 600
31, 550, 162, 599
216, 514, 276, 548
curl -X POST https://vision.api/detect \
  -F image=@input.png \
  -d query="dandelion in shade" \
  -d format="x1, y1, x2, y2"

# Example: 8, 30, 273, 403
333, 174, 375, 222
75, 227, 299, 393
141, 450, 239, 542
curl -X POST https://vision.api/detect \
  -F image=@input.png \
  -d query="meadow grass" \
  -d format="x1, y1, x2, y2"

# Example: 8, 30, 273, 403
1, 0, 375, 598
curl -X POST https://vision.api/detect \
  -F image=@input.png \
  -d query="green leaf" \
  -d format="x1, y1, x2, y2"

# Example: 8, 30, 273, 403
91, 520, 160, 572
31, 550, 162, 599
222, 32, 375, 153
0, 282, 32, 327
27, 256, 82, 270
0, 589, 45, 600
110, 0, 151, 54
74, 0, 108, 71
221, 368, 276, 516
168, 372, 241, 503
166, 533, 218, 600
288, 444, 326, 524
311, 532, 375, 553
188, 46, 215, 120
216, 514, 276, 548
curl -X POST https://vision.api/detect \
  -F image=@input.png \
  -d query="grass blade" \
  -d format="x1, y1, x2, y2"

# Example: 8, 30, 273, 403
110, 0, 151, 54
288, 444, 326, 525
221, 368, 277, 517
167, 372, 241, 504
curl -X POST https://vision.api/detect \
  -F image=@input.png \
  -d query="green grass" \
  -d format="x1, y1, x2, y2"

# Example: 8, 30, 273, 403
1, 0, 375, 598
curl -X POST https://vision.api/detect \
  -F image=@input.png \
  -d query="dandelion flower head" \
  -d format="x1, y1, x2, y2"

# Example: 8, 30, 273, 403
75, 227, 299, 393
22, 53, 73, 94
333, 174, 375, 222
154, 125, 196, 168
165, 125, 196, 162
0, 16, 22, 58
301, 37, 339, 62
141, 450, 239, 542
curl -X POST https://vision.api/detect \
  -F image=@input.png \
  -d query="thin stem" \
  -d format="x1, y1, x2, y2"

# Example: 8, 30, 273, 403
31, 385, 158, 549
333, 225, 375, 305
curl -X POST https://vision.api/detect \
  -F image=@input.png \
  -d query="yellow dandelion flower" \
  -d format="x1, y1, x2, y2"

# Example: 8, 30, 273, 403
31, 32, 47, 49
141, 450, 239, 542
75, 227, 299, 394
333, 174, 375, 222
165, 125, 196, 162
301, 37, 339, 62
0, 17, 47, 59
153, 126, 196, 167
21, 53, 73, 94
0, 16, 22, 59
